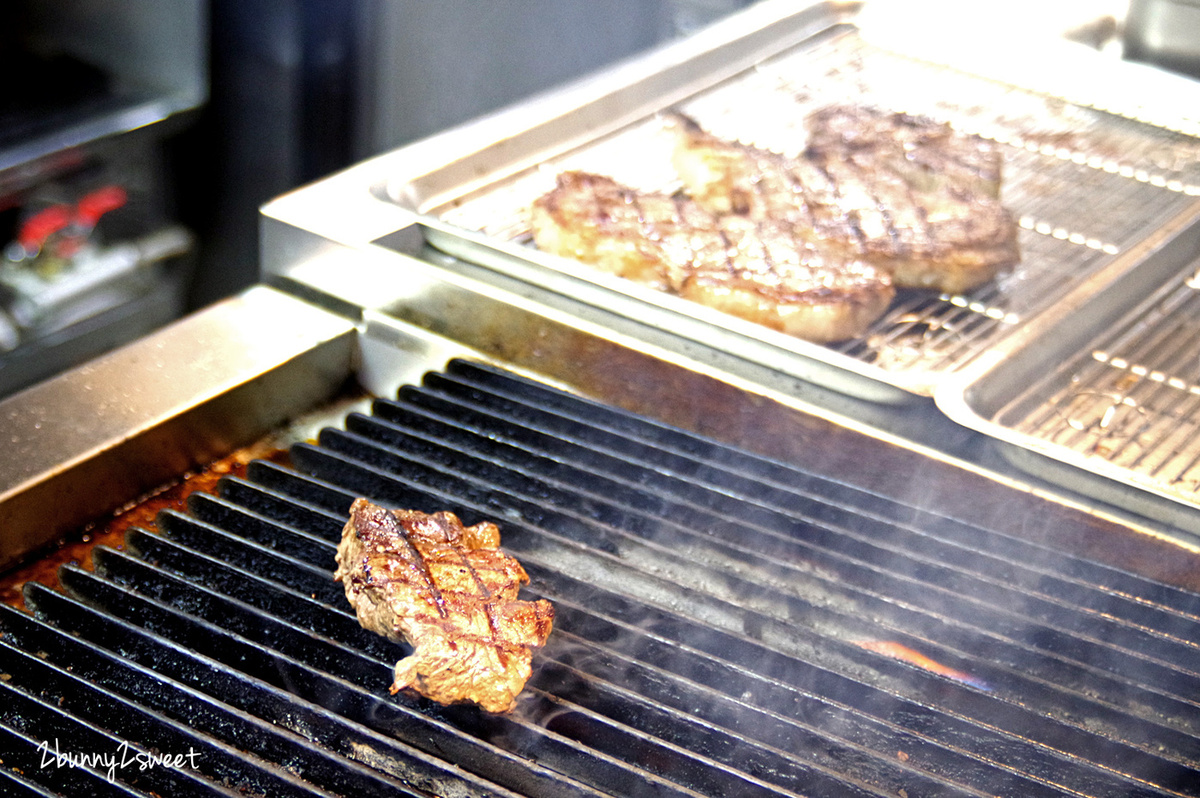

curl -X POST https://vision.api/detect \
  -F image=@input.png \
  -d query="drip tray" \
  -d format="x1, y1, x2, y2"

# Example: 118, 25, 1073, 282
3, 359, 1200, 796
937, 210, 1200, 538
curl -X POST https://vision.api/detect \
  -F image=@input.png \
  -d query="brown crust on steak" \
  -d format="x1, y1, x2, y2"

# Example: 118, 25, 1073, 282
334, 498, 554, 713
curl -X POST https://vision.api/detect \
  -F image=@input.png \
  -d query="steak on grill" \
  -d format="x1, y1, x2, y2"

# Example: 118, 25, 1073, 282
333, 498, 555, 713
531, 170, 895, 342
670, 107, 1021, 294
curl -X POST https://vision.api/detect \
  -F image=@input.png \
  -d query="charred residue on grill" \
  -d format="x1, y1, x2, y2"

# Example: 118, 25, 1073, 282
0, 445, 292, 613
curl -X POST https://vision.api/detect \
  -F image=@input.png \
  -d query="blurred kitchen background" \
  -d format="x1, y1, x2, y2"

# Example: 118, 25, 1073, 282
0, 0, 1170, 398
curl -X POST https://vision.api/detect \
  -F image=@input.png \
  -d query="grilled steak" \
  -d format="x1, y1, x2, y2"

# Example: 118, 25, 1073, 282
334, 498, 554, 713
671, 107, 1020, 294
531, 170, 895, 343
804, 105, 1003, 199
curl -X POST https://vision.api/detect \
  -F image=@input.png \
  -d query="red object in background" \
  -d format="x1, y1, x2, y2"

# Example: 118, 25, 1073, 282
16, 204, 72, 252
11, 185, 129, 260
75, 185, 127, 228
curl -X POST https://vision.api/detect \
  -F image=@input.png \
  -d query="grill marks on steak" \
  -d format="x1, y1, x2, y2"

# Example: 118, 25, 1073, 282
334, 498, 554, 713
671, 107, 1020, 294
804, 106, 1003, 199
529, 105, 1020, 343
531, 171, 895, 343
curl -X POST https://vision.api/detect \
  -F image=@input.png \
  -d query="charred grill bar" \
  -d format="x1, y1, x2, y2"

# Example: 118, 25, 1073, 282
3, 359, 1200, 796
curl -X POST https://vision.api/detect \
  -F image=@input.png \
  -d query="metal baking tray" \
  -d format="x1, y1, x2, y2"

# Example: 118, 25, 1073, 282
936, 206, 1200, 536
373, 0, 1200, 404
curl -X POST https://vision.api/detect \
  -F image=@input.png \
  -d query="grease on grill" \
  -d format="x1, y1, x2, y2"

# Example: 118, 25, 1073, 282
0, 445, 291, 612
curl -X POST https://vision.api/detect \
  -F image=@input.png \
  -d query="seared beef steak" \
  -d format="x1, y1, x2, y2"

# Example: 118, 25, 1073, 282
529, 105, 1018, 345
334, 498, 554, 713
531, 170, 895, 343
670, 107, 1020, 294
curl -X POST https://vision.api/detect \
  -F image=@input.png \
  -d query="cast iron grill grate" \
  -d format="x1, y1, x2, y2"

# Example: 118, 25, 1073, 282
3, 359, 1200, 796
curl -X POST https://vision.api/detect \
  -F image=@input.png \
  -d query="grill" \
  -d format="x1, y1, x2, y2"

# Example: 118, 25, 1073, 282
4, 358, 1199, 796
8, 3, 1200, 795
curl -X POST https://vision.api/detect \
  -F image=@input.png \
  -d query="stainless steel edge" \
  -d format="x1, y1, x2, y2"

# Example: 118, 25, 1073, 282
993, 445, 1200, 542
0, 285, 357, 571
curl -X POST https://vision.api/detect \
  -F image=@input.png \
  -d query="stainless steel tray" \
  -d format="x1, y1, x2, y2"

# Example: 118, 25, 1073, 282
376, 0, 1200, 403
936, 205, 1200, 535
